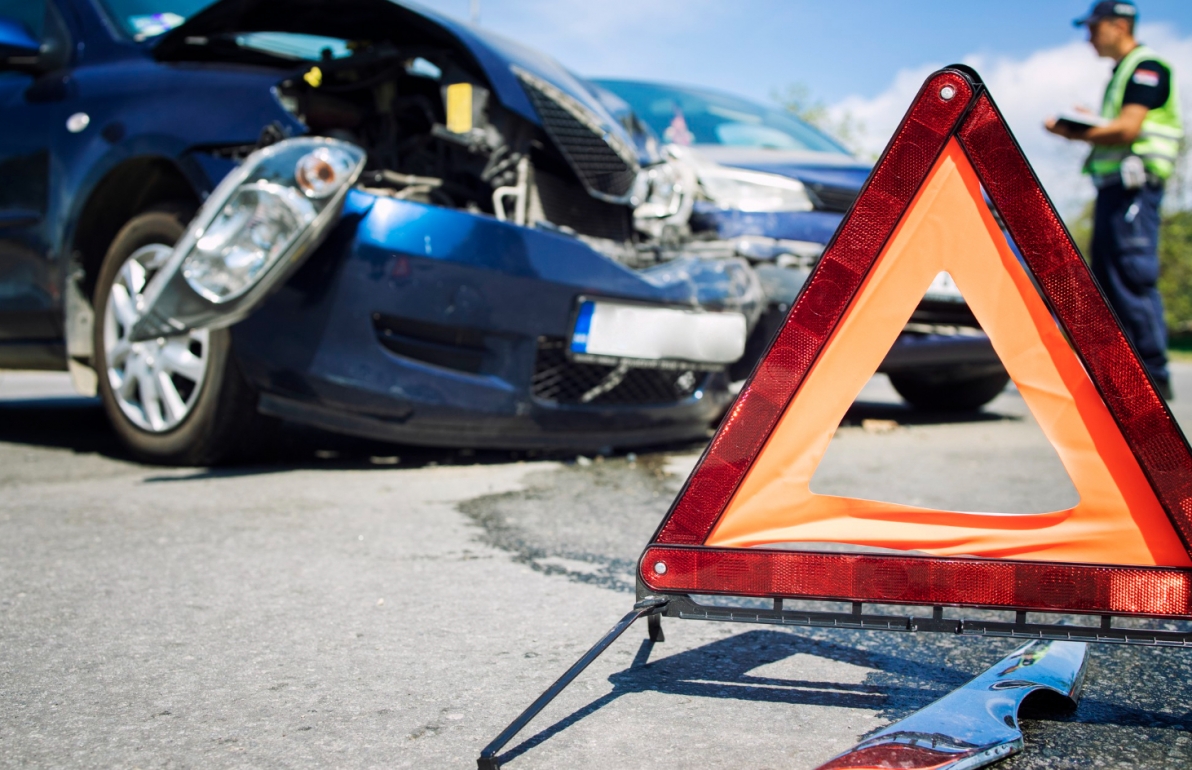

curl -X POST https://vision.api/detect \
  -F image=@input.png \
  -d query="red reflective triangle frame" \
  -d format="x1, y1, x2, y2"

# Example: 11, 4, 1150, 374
639, 67, 1192, 619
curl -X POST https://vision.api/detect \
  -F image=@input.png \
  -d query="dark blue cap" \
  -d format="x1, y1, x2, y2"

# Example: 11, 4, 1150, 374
1073, 1, 1138, 27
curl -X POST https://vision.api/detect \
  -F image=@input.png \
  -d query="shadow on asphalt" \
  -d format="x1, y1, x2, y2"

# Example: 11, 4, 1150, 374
0, 392, 1015, 477
1019, 693, 1190, 729
0, 397, 702, 476
0, 397, 124, 456
496, 628, 970, 765
496, 626, 1189, 767
843, 398, 1018, 426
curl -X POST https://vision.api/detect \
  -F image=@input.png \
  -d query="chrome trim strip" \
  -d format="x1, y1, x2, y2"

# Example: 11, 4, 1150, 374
813, 639, 1088, 770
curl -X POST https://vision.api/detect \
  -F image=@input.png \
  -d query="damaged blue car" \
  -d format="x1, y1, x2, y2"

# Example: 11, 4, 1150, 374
595, 79, 1009, 412
0, 0, 766, 463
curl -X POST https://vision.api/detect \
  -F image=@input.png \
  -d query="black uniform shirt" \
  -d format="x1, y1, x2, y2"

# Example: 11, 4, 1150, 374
1115, 57, 1172, 109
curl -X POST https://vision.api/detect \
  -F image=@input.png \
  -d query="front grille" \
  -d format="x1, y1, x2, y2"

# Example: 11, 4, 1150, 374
515, 68, 639, 201
535, 167, 633, 241
532, 338, 704, 406
806, 182, 859, 213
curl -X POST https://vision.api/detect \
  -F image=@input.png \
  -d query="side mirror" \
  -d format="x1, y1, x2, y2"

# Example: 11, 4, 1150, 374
0, 16, 42, 70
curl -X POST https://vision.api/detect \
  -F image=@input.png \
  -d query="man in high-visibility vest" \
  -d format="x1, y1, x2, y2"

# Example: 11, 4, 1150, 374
1047, 0, 1183, 400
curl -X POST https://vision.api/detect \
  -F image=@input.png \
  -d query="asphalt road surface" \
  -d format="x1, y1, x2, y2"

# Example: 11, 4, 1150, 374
2, 366, 1191, 768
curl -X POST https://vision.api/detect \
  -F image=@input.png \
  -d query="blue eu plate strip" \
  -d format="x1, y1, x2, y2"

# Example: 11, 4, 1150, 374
571, 301, 595, 353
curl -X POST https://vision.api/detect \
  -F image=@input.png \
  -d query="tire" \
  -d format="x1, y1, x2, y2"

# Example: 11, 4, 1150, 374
888, 369, 1011, 412
93, 203, 267, 465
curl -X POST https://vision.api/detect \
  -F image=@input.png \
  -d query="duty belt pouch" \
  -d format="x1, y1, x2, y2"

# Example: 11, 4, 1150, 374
1121, 155, 1147, 190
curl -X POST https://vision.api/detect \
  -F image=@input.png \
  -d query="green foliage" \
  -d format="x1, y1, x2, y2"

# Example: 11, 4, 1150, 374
1160, 208, 1192, 338
771, 82, 868, 156
1064, 196, 1192, 339
771, 83, 827, 128
1161, 143, 1192, 342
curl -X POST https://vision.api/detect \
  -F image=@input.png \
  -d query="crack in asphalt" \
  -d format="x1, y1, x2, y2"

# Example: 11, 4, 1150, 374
459, 453, 682, 593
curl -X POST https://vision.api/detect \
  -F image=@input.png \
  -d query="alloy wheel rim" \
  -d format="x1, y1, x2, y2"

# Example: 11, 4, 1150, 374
103, 243, 211, 433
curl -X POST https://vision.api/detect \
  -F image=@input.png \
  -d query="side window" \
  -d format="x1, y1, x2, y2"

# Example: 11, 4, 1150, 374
0, 1, 71, 73
0, 0, 46, 39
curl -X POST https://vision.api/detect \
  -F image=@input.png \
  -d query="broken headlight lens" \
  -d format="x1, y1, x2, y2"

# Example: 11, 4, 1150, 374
183, 183, 314, 302
698, 166, 814, 213
634, 162, 686, 218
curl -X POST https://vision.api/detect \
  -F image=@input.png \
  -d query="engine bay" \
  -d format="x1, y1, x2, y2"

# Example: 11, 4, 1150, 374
167, 28, 713, 269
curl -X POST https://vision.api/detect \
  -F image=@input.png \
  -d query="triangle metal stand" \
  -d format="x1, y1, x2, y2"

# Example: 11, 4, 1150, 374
477, 583, 1191, 768
476, 596, 666, 769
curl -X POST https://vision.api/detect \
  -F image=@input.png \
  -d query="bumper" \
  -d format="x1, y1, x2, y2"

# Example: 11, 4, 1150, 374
231, 191, 741, 449
699, 207, 1002, 379
256, 388, 725, 450
879, 332, 999, 374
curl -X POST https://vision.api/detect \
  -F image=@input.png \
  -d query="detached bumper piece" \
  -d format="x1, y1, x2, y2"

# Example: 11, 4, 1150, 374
475, 599, 1093, 770
815, 639, 1088, 770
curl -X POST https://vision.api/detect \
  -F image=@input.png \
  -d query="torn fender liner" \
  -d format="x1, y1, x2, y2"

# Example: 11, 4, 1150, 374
815, 640, 1088, 770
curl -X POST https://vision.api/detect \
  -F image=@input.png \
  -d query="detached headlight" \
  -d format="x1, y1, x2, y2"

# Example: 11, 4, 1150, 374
698, 166, 814, 213
183, 182, 315, 302
129, 138, 366, 341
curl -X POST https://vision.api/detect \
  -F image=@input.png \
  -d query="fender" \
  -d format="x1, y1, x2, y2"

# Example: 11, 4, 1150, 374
54, 58, 303, 393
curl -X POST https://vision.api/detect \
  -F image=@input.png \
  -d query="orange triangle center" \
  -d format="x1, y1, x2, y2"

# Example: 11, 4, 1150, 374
705, 139, 1190, 568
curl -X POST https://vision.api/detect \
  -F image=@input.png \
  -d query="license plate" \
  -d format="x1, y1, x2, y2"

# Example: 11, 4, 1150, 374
924, 271, 964, 302
570, 300, 747, 366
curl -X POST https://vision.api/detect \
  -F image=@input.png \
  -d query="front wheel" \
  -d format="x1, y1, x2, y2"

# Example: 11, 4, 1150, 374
93, 205, 267, 465
888, 369, 1011, 412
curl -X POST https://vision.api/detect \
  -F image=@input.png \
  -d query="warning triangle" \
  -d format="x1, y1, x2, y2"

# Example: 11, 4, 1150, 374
640, 67, 1192, 619
711, 140, 1188, 566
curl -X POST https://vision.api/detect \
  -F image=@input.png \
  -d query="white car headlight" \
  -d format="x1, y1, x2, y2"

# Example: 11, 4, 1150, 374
698, 166, 814, 213
180, 143, 362, 303
183, 182, 315, 302
130, 138, 366, 341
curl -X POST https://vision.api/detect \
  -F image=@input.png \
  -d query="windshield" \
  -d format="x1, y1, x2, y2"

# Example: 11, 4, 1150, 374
0, 0, 47, 37
96, 0, 355, 59
97, 0, 215, 40
594, 80, 850, 155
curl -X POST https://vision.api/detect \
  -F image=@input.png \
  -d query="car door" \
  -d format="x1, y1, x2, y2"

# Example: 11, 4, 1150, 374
0, 0, 71, 360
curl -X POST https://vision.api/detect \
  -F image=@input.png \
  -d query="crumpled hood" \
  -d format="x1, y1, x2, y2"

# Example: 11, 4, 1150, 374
154, 0, 643, 160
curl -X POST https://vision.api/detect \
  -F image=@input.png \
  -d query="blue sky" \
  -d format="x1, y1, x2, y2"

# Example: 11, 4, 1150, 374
428, 0, 1192, 214
431, 0, 1191, 103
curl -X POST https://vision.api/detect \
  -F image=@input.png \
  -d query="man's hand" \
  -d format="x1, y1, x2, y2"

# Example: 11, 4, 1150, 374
1086, 103, 1148, 144
1045, 105, 1148, 145
1045, 117, 1081, 139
